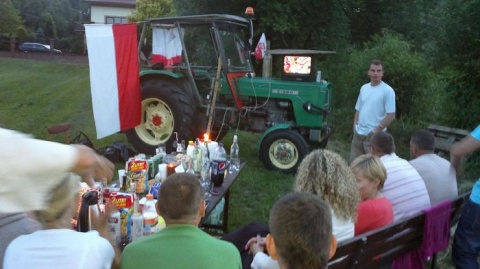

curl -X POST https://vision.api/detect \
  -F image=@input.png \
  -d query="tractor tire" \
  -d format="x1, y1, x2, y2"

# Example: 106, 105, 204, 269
259, 129, 309, 174
126, 78, 196, 154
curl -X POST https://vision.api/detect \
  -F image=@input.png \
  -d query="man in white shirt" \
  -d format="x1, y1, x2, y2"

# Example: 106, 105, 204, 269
409, 129, 458, 205
370, 131, 431, 221
350, 59, 396, 163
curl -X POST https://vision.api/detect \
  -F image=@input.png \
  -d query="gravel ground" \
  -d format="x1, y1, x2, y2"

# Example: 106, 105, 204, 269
0, 51, 88, 64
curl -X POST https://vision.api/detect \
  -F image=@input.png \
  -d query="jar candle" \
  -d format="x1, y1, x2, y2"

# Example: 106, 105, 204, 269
167, 163, 176, 176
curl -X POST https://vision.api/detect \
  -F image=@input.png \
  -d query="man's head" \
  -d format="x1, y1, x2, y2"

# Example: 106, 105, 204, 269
368, 59, 384, 86
410, 130, 435, 158
156, 173, 205, 225
266, 192, 337, 269
370, 131, 395, 157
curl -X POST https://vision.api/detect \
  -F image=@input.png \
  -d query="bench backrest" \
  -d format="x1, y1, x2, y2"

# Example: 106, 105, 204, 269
328, 192, 470, 269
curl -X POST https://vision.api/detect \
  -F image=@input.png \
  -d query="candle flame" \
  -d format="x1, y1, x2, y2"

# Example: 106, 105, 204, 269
203, 133, 209, 142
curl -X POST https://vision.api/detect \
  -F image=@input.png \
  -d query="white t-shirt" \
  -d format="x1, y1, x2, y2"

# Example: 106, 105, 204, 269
410, 153, 458, 205
4, 229, 114, 269
380, 153, 431, 221
250, 212, 354, 269
354, 81, 396, 135
0, 128, 77, 213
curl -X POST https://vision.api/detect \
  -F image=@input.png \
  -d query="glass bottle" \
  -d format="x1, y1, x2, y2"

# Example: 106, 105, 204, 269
230, 135, 240, 172
193, 138, 202, 173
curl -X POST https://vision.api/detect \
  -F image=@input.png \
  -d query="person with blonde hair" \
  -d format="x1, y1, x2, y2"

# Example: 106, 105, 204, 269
293, 149, 359, 240
350, 154, 393, 235
4, 173, 121, 269
244, 149, 359, 269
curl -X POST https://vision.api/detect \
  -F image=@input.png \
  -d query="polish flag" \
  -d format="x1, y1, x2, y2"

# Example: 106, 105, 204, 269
254, 33, 266, 60
84, 23, 141, 139
152, 28, 183, 66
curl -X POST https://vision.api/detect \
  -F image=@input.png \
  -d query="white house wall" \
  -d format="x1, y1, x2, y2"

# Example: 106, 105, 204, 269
90, 6, 135, 24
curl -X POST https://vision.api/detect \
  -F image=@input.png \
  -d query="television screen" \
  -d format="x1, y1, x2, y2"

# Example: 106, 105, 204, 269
283, 55, 312, 75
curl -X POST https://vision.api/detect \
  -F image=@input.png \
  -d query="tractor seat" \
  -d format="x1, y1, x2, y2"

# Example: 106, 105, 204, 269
47, 123, 72, 144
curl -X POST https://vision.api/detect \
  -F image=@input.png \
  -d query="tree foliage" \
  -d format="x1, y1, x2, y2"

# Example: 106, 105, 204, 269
0, 0, 23, 36
129, 0, 176, 22
12, 0, 76, 39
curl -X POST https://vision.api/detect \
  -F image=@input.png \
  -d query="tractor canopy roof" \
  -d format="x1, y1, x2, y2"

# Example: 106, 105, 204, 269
147, 14, 250, 28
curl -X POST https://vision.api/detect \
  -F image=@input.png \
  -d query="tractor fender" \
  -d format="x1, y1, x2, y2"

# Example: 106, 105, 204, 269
257, 123, 292, 153
140, 69, 185, 80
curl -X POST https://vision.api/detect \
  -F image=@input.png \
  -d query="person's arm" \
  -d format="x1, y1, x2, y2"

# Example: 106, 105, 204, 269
450, 134, 480, 172
353, 111, 359, 132
374, 113, 396, 133
91, 203, 122, 269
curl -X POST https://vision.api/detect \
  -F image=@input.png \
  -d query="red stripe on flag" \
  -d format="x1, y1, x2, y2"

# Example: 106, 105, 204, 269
112, 24, 141, 131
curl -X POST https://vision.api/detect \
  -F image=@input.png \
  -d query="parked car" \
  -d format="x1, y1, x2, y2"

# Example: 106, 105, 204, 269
18, 42, 62, 54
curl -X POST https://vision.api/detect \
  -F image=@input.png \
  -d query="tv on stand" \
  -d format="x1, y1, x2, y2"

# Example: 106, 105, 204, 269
281, 55, 315, 82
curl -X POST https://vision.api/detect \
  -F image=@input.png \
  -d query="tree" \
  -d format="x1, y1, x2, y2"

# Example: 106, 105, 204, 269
129, 0, 175, 22
430, 0, 480, 129
12, 0, 76, 39
0, 0, 23, 36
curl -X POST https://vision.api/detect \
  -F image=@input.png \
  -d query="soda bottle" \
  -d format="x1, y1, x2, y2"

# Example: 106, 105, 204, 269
142, 194, 158, 236
131, 194, 144, 242
211, 142, 227, 187
230, 135, 240, 172
193, 138, 202, 173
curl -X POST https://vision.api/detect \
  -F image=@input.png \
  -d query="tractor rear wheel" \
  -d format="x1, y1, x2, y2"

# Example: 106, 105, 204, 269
126, 78, 196, 154
259, 129, 309, 174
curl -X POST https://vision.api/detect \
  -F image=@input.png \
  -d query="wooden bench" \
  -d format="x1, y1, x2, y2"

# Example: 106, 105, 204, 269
328, 192, 470, 269
427, 124, 469, 157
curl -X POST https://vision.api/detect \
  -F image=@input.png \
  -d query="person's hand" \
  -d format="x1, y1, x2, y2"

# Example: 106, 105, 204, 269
72, 145, 114, 186
245, 235, 266, 255
91, 201, 115, 238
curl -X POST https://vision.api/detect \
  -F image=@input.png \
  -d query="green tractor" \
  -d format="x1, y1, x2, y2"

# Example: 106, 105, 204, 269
126, 13, 333, 173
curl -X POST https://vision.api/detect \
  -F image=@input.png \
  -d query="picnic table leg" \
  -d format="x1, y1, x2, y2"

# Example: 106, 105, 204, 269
222, 190, 230, 233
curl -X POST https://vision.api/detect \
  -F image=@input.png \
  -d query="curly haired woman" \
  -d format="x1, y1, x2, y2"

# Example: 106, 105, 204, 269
294, 149, 359, 241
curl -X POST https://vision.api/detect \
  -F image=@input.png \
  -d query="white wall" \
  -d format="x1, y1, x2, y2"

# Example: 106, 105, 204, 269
90, 6, 135, 24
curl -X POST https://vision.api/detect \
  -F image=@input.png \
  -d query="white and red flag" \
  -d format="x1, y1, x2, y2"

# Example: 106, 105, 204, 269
254, 33, 266, 60
152, 28, 183, 66
84, 23, 141, 139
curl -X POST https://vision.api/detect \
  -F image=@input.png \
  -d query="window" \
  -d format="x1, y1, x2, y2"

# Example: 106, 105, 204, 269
105, 17, 128, 24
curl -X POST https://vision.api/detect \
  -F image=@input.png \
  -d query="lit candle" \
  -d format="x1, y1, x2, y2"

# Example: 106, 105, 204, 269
167, 163, 176, 176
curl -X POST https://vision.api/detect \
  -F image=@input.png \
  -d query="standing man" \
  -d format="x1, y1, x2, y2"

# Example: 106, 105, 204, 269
121, 173, 242, 269
350, 59, 396, 163
409, 129, 458, 205
450, 125, 480, 269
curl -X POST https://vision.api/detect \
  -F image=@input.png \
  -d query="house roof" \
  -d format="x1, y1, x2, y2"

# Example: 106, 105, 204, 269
83, 0, 136, 8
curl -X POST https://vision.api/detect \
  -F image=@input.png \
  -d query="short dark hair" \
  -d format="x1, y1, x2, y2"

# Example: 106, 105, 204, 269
410, 129, 435, 151
370, 59, 383, 68
370, 132, 395, 154
158, 173, 204, 221
269, 192, 332, 269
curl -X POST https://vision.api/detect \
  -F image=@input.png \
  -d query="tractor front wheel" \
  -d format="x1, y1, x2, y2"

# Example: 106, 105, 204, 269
259, 130, 309, 174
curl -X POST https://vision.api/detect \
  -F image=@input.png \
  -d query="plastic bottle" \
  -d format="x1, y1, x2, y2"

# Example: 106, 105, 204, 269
186, 140, 195, 158
230, 135, 240, 172
131, 194, 144, 242
193, 138, 202, 173
211, 143, 227, 187
142, 194, 158, 236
